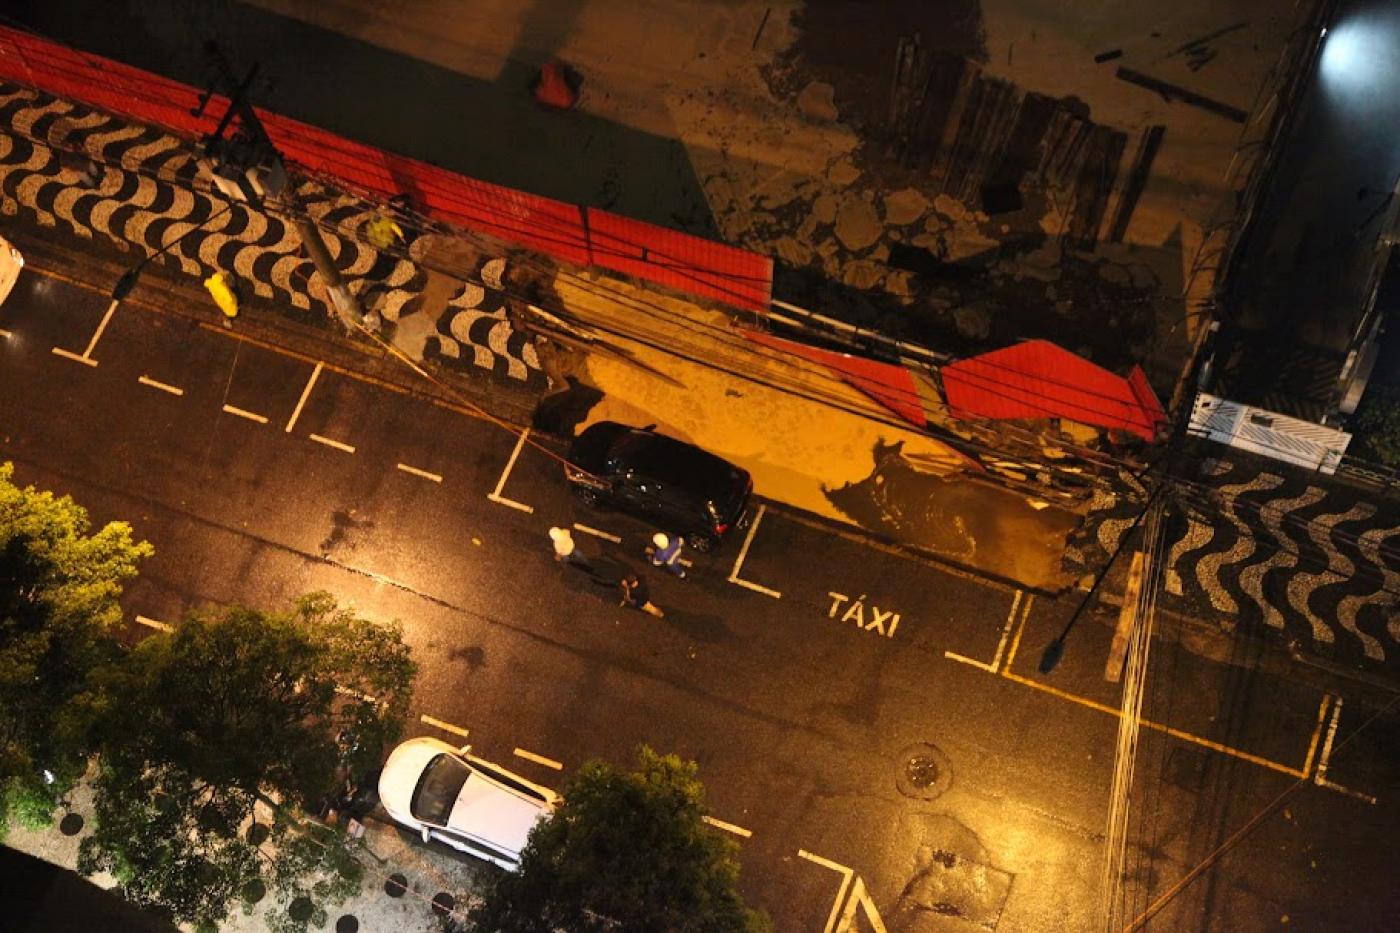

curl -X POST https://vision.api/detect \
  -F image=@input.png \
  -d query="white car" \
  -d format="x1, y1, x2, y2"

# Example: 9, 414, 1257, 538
377, 737, 560, 870
0, 234, 23, 308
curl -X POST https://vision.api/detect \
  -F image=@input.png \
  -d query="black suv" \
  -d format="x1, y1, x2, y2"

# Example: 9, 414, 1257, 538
565, 422, 753, 551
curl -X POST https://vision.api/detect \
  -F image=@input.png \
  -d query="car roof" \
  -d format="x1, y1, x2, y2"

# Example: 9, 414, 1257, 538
447, 770, 550, 857
612, 430, 744, 500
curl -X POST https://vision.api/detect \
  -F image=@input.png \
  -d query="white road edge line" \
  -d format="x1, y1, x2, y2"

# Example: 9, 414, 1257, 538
419, 715, 470, 739
702, 816, 752, 838
285, 361, 323, 432
512, 748, 564, 771
138, 375, 185, 397
134, 615, 173, 633
221, 403, 268, 424
309, 433, 356, 454
487, 426, 535, 513
396, 463, 443, 483
727, 503, 780, 598
572, 523, 621, 543
51, 347, 98, 367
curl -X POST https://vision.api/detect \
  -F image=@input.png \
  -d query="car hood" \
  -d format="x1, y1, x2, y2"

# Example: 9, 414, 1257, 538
378, 737, 447, 822
447, 773, 550, 858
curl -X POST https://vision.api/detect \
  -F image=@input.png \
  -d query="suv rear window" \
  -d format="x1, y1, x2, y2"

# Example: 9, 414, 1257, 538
411, 754, 470, 825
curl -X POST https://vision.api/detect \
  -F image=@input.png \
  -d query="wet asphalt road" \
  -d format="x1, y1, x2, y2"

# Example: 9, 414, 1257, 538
2, 266, 1398, 931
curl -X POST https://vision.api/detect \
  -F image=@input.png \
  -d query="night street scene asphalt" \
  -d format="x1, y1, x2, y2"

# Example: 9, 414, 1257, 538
1, 1, 1398, 932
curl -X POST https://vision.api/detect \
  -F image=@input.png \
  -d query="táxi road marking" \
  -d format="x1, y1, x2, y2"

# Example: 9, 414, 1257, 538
798, 850, 887, 933
728, 503, 780, 598
396, 463, 443, 483
944, 591, 1028, 672
487, 427, 534, 513
221, 404, 268, 424
134, 615, 173, 633
285, 361, 323, 433
137, 374, 185, 397
309, 433, 356, 454
420, 715, 470, 740
573, 523, 621, 543
702, 816, 752, 839
512, 748, 564, 771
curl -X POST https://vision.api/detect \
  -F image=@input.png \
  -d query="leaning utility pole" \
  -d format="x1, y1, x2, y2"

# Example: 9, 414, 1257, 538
192, 41, 369, 332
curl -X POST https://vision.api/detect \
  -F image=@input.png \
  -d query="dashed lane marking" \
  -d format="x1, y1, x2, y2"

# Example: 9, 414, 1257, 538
134, 614, 173, 632
309, 433, 356, 454
396, 463, 443, 483
137, 374, 184, 396
51, 346, 97, 366
221, 403, 268, 424
487, 426, 534, 513
512, 748, 564, 770
572, 523, 621, 543
702, 816, 752, 838
285, 361, 323, 433
728, 503, 781, 598
420, 715, 470, 740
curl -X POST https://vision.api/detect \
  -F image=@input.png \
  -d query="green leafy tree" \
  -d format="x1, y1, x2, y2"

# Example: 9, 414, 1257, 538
1351, 383, 1400, 467
473, 745, 771, 933
77, 593, 416, 932
0, 462, 152, 837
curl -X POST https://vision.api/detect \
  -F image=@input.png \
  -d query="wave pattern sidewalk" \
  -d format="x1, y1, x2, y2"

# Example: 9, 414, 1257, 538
0, 82, 541, 386
1066, 458, 1399, 670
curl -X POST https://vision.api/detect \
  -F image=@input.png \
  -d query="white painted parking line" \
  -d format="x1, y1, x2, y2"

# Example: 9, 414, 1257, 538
702, 815, 752, 838
727, 504, 781, 598
1313, 696, 1379, 805
334, 685, 378, 704
81, 298, 120, 359
944, 591, 1026, 673
487, 427, 535, 513
798, 850, 887, 933
285, 361, 323, 433
799, 849, 854, 933
134, 614, 173, 633
572, 522, 621, 543
420, 715, 471, 740
396, 463, 443, 483
309, 433, 356, 454
513, 748, 564, 771
51, 346, 97, 367
137, 374, 185, 397
221, 404, 268, 424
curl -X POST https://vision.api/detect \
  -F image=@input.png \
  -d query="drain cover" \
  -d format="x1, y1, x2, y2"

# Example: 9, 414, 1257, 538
896, 743, 952, 801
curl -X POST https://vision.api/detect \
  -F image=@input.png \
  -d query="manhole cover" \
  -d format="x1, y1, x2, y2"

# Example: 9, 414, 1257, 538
335, 915, 359, 933
288, 896, 315, 922
384, 873, 408, 898
58, 813, 84, 836
241, 879, 266, 904
432, 892, 456, 917
246, 822, 270, 846
896, 743, 952, 801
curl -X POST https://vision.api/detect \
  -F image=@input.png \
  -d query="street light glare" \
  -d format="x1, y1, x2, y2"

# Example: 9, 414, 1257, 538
1319, 17, 1394, 93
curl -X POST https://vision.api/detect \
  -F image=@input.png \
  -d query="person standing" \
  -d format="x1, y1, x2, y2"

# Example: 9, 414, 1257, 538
619, 572, 664, 617
549, 526, 593, 573
647, 532, 687, 579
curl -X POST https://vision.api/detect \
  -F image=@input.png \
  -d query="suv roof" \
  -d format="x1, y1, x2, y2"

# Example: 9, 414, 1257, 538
609, 430, 743, 505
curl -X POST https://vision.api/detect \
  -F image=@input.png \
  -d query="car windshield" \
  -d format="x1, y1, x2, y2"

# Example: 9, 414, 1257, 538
410, 754, 471, 826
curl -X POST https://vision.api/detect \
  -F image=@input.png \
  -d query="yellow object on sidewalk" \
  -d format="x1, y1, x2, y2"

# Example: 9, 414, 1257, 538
365, 214, 404, 250
203, 271, 239, 321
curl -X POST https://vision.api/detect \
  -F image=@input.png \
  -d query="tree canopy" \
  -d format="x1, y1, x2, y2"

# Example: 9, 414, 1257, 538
77, 593, 416, 931
0, 462, 152, 836
473, 745, 771, 933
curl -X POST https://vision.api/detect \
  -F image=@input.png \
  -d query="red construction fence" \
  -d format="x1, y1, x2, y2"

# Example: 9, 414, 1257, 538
0, 25, 773, 311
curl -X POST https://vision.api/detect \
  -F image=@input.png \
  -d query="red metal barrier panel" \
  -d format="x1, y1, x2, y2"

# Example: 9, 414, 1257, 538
0, 24, 772, 309
587, 209, 773, 312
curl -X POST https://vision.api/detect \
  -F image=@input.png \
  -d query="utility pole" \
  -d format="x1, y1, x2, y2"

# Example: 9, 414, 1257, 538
192, 41, 370, 332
